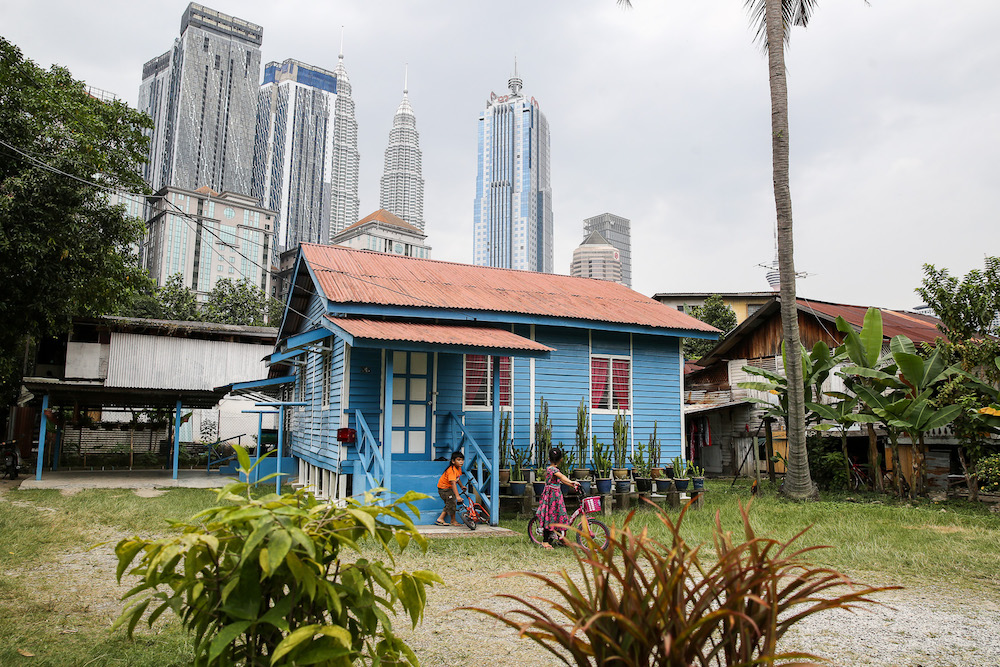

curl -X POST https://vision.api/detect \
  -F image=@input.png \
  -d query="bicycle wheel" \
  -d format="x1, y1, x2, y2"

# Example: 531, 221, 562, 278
574, 516, 610, 552
461, 509, 477, 530
526, 516, 547, 546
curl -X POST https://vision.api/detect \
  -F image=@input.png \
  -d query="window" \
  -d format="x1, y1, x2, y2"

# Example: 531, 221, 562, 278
321, 352, 332, 408
591, 356, 630, 410
463, 355, 511, 408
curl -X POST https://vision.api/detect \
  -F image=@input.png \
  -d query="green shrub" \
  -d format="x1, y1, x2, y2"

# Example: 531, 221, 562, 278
980, 452, 1000, 493
468, 500, 894, 665
807, 435, 849, 490
113, 447, 441, 666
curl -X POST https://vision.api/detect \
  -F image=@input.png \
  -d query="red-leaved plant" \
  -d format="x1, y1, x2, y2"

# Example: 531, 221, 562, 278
467, 500, 897, 666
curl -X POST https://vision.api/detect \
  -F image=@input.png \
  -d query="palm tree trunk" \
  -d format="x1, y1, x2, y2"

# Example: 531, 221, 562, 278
867, 423, 882, 492
765, 0, 815, 500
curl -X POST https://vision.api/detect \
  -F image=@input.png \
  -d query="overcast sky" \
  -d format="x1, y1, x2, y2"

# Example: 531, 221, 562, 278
5, 1, 998, 310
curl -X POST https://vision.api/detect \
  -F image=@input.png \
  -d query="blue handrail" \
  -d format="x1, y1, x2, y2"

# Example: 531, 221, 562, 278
206, 433, 246, 473
443, 411, 493, 519
353, 410, 385, 495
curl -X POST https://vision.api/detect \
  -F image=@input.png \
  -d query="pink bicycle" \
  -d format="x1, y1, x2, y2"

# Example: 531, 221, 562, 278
527, 495, 610, 551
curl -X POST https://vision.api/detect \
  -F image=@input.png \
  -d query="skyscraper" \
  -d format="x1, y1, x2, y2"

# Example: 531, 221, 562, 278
253, 59, 339, 253
328, 39, 361, 236
583, 213, 632, 288
138, 3, 263, 195
379, 69, 425, 231
473, 65, 552, 273
570, 232, 623, 284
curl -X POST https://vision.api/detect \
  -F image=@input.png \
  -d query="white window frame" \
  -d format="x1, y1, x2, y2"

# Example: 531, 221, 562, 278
321, 351, 332, 409
462, 354, 512, 411
590, 354, 632, 414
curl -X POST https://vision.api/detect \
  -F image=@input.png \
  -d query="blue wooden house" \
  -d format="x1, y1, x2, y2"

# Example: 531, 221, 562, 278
264, 244, 717, 524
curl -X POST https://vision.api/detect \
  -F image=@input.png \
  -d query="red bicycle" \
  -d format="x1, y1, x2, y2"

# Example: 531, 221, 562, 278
458, 491, 491, 530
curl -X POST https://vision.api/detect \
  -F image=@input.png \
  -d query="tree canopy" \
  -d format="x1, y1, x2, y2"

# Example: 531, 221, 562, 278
205, 278, 278, 327
684, 295, 738, 360
0, 38, 151, 402
916, 257, 1000, 342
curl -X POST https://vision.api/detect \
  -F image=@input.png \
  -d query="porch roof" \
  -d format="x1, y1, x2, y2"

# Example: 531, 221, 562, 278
324, 317, 555, 358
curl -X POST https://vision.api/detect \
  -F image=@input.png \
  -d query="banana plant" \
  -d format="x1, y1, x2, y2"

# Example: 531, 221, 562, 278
739, 339, 843, 428
846, 338, 961, 498
835, 308, 897, 492
809, 395, 866, 488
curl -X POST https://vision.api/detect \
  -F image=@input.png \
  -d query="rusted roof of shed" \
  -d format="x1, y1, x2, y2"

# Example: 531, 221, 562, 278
301, 244, 717, 333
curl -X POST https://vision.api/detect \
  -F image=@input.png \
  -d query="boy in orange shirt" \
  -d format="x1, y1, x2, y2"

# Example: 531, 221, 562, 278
435, 451, 466, 526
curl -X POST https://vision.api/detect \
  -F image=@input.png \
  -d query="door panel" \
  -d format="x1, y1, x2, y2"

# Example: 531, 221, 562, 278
390, 352, 432, 459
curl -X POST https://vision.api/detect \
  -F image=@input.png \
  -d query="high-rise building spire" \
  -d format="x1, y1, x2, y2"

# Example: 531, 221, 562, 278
329, 29, 361, 237
379, 66, 424, 230
508, 56, 522, 96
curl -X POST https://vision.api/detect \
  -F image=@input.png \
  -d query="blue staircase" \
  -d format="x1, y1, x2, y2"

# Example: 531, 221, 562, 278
390, 461, 449, 525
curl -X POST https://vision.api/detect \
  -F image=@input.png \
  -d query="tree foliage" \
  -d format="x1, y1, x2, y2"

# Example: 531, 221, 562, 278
114, 447, 440, 666
916, 257, 1000, 342
0, 38, 151, 402
205, 278, 274, 326
683, 294, 738, 360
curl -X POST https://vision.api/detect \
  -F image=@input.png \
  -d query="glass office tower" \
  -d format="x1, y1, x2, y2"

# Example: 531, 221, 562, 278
472, 66, 552, 273
253, 59, 342, 253
138, 3, 263, 195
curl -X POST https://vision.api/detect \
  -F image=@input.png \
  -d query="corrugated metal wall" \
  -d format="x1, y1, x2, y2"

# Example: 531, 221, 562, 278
106, 332, 270, 389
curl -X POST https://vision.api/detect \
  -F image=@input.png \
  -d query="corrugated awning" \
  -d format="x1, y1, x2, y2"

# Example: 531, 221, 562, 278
215, 375, 295, 401
324, 317, 555, 358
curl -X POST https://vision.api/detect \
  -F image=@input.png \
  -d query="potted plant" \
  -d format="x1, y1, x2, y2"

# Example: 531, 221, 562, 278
573, 398, 591, 479
593, 438, 613, 495
672, 456, 690, 492
498, 412, 511, 486
631, 441, 652, 493
509, 447, 528, 496
690, 463, 706, 491
648, 422, 664, 479
534, 396, 552, 469
533, 464, 547, 497
654, 472, 674, 494
612, 410, 630, 479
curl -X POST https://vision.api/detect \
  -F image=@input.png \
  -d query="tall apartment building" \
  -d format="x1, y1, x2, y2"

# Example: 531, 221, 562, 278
138, 4, 263, 195
583, 212, 632, 288
143, 186, 275, 300
472, 65, 552, 273
328, 43, 361, 236
253, 59, 339, 254
570, 232, 623, 284
378, 71, 424, 230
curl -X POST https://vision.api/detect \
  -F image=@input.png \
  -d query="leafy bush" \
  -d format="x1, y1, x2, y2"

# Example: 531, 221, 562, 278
114, 447, 441, 666
980, 452, 1000, 493
468, 501, 894, 666
807, 435, 849, 490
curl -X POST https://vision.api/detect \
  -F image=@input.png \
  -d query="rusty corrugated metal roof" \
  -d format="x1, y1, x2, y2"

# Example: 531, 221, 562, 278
302, 244, 718, 333
326, 317, 555, 352
797, 299, 946, 344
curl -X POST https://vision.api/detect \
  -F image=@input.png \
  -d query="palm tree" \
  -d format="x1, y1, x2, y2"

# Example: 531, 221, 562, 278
617, 0, 820, 498
747, 0, 818, 500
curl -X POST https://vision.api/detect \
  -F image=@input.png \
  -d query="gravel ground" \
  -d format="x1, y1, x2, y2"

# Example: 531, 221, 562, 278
4, 480, 1000, 666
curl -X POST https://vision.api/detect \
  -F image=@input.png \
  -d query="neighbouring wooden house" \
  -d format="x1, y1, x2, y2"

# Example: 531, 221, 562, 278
684, 297, 960, 488
258, 244, 718, 524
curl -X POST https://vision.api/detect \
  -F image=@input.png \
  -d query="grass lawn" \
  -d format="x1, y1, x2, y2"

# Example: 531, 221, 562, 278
1, 480, 998, 665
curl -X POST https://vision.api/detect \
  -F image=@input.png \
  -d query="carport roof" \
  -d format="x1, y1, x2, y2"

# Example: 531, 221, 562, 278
21, 377, 227, 409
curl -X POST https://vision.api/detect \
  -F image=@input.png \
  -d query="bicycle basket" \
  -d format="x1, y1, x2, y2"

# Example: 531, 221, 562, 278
582, 496, 602, 513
